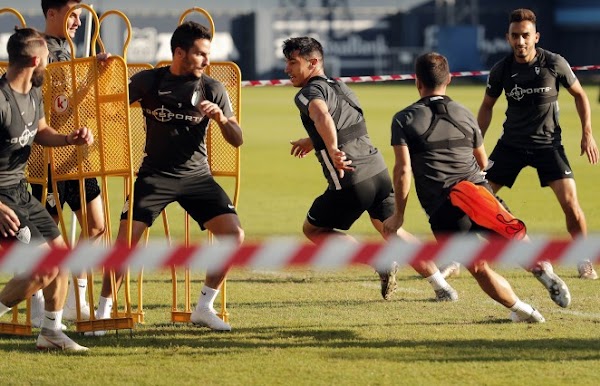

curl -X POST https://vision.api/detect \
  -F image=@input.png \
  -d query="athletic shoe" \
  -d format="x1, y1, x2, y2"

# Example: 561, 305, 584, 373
439, 262, 461, 279
377, 262, 398, 300
31, 316, 67, 331
531, 261, 571, 308
191, 308, 231, 331
509, 309, 545, 323
434, 287, 459, 302
578, 260, 598, 280
36, 328, 89, 351
63, 303, 91, 321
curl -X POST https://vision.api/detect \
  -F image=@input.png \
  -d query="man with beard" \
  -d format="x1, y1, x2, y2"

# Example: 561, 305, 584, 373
0, 27, 93, 350
477, 8, 599, 282
89, 21, 244, 334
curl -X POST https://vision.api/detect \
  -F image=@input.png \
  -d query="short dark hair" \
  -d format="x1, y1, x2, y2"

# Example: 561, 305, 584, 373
7, 27, 47, 66
41, 0, 82, 18
282, 37, 323, 61
509, 8, 536, 25
414, 52, 449, 89
170, 21, 212, 55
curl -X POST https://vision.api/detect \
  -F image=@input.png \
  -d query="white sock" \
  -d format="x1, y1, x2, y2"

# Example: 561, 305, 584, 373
31, 289, 45, 319
510, 299, 534, 316
41, 310, 63, 331
0, 302, 11, 317
66, 279, 76, 308
196, 285, 219, 311
426, 270, 451, 291
97, 296, 113, 319
77, 278, 88, 305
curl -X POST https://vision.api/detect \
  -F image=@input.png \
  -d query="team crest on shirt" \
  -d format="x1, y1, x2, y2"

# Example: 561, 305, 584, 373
534, 67, 540, 75
16, 226, 31, 244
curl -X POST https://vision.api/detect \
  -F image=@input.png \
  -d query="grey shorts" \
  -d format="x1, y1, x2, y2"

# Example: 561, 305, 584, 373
0, 180, 61, 246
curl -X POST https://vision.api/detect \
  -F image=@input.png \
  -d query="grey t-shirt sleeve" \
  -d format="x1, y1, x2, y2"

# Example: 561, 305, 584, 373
34, 88, 44, 120
485, 60, 504, 98
554, 54, 577, 89
208, 81, 235, 118
465, 108, 483, 148
294, 82, 326, 116
0, 96, 10, 125
390, 110, 410, 146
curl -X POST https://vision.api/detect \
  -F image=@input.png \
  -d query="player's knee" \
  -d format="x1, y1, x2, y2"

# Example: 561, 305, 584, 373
88, 223, 107, 240
232, 227, 245, 245
467, 260, 489, 276
302, 222, 319, 240
30, 268, 60, 288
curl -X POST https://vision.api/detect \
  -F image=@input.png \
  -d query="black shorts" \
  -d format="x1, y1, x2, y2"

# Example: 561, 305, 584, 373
487, 141, 574, 188
429, 181, 512, 239
306, 170, 394, 231
121, 172, 237, 230
0, 180, 61, 246
31, 167, 101, 215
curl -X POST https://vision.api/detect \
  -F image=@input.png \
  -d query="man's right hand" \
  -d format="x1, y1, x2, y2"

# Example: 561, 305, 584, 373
290, 137, 314, 158
0, 203, 20, 237
329, 148, 354, 178
383, 213, 405, 237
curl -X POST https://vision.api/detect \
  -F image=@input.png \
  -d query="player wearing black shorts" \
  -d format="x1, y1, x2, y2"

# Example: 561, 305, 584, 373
384, 52, 549, 323
28, 0, 108, 321
90, 21, 244, 333
0, 27, 92, 350
283, 36, 458, 302
478, 8, 599, 280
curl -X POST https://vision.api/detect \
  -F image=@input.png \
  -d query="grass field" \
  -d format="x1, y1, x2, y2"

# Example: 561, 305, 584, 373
1, 82, 600, 385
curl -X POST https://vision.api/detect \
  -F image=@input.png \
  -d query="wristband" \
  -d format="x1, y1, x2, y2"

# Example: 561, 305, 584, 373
64, 135, 71, 145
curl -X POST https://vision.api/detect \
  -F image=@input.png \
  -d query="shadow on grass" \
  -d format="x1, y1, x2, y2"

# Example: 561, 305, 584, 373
3, 318, 600, 362
4, 329, 598, 362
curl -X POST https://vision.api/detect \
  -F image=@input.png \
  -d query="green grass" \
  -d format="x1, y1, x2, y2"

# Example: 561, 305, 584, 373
2, 83, 600, 384
1, 267, 600, 385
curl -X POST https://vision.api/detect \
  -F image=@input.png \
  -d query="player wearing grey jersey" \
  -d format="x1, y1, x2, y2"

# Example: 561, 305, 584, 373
284, 36, 458, 302
478, 8, 599, 280
384, 52, 547, 323
89, 21, 244, 333
0, 27, 92, 350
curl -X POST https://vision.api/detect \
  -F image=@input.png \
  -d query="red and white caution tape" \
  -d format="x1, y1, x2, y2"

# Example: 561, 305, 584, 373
1, 235, 599, 274
241, 64, 600, 87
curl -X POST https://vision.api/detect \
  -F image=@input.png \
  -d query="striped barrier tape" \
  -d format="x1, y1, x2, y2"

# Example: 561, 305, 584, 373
1, 235, 599, 274
241, 64, 600, 87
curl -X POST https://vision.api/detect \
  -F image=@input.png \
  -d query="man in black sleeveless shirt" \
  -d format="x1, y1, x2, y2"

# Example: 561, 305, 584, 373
385, 52, 546, 323
478, 8, 599, 280
283, 37, 458, 302
0, 28, 93, 350
89, 22, 243, 333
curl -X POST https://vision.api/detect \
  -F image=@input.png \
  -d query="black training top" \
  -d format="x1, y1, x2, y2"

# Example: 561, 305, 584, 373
391, 95, 485, 216
129, 67, 234, 178
0, 77, 44, 186
486, 48, 577, 149
294, 76, 387, 190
